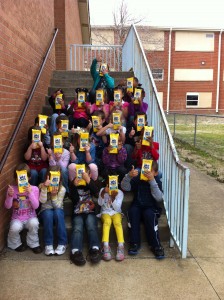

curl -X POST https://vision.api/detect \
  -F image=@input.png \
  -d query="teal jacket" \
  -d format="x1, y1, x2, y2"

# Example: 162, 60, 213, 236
90, 59, 115, 90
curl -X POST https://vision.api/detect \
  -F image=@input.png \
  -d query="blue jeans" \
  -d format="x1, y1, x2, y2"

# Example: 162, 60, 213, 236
40, 209, 67, 246
127, 204, 162, 248
30, 168, 47, 186
71, 213, 100, 251
61, 166, 69, 193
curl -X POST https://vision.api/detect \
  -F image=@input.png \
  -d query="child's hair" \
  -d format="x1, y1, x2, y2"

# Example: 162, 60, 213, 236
134, 112, 147, 121
152, 160, 158, 173
56, 115, 69, 126
45, 165, 62, 183
27, 125, 43, 143
14, 163, 31, 179
34, 115, 49, 127
91, 109, 105, 120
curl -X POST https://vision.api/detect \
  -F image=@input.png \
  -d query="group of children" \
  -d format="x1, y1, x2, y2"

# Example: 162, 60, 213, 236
4, 55, 165, 266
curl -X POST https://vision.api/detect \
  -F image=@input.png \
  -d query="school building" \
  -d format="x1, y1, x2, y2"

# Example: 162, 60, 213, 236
0, 0, 91, 251
91, 25, 224, 115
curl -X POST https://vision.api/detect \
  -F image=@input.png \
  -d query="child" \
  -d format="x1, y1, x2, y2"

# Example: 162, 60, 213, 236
47, 133, 70, 194
39, 166, 67, 256
4, 163, 42, 253
68, 132, 98, 182
69, 164, 101, 266
121, 162, 165, 259
102, 135, 127, 182
89, 88, 110, 122
132, 127, 159, 169
24, 125, 48, 187
89, 55, 115, 104
48, 88, 67, 135
67, 88, 91, 129
98, 182, 125, 261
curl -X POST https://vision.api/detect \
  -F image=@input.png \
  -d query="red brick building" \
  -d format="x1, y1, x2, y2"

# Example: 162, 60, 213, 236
92, 25, 224, 114
0, 0, 90, 250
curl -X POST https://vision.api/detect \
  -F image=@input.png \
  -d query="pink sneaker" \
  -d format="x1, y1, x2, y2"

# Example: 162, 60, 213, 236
102, 245, 112, 261
116, 246, 125, 261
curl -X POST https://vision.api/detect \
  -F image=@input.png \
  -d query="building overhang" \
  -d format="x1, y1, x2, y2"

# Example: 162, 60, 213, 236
78, 0, 91, 44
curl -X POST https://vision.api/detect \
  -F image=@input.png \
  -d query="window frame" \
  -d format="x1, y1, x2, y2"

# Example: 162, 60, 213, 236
186, 92, 199, 107
152, 68, 164, 81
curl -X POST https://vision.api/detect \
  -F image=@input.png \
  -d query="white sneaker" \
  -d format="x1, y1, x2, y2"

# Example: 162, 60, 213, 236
45, 245, 55, 256
55, 245, 67, 255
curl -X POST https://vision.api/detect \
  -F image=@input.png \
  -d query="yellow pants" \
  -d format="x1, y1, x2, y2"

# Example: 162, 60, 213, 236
101, 213, 124, 243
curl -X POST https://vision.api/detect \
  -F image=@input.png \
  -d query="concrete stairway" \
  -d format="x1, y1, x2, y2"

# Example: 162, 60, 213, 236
42, 70, 134, 115
38, 69, 171, 250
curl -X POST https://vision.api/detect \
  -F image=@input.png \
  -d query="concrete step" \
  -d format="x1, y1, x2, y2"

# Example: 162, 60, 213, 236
52, 70, 134, 80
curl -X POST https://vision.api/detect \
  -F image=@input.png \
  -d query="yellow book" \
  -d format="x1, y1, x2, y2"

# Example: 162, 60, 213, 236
76, 164, 86, 186
16, 170, 29, 193
38, 114, 48, 134
137, 114, 146, 132
109, 175, 119, 195
142, 126, 154, 146
78, 91, 86, 108
99, 63, 107, 76
48, 171, 60, 192
55, 93, 63, 109
127, 77, 134, 93
80, 132, 89, 151
61, 119, 69, 137
53, 135, 63, 153
109, 133, 119, 154
92, 116, 100, 132
32, 129, 41, 148
133, 88, 142, 104
96, 89, 104, 106
114, 91, 121, 105
113, 112, 121, 130
140, 159, 153, 181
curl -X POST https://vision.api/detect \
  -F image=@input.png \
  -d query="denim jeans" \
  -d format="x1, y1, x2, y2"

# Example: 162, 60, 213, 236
71, 213, 100, 251
40, 209, 67, 246
127, 204, 162, 248
30, 168, 47, 186
61, 166, 69, 193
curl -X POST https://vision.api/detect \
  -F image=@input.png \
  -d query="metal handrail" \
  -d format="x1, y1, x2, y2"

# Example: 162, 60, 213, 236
0, 28, 58, 173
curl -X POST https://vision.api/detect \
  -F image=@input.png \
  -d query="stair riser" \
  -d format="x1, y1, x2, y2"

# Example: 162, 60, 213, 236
52, 71, 134, 80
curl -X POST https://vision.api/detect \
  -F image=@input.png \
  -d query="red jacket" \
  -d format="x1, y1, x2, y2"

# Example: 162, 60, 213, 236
132, 142, 159, 168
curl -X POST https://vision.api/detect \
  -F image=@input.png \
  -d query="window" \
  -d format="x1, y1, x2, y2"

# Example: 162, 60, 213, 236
186, 93, 199, 107
152, 68, 164, 80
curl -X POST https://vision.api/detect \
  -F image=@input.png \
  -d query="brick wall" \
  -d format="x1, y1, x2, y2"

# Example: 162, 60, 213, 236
55, 0, 83, 70
0, 0, 56, 250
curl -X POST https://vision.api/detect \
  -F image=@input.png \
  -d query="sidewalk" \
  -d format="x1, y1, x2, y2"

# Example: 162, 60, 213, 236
0, 163, 224, 300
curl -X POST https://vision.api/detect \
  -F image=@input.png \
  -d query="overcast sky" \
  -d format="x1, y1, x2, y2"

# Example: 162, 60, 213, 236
89, 0, 224, 29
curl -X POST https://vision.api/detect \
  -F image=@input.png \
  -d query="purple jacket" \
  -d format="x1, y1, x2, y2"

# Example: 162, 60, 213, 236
128, 101, 148, 116
102, 147, 127, 169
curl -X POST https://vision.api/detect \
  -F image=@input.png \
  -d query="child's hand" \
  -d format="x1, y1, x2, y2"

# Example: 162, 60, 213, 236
71, 126, 76, 134
110, 190, 118, 201
129, 165, 138, 178
74, 178, 80, 186
118, 141, 123, 151
25, 184, 32, 194
107, 145, 113, 152
144, 170, 155, 181
59, 99, 65, 107
47, 148, 53, 156
86, 121, 92, 131
69, 143, 75, 153
55, 153, 61, 161
38, 141, 43, 148
30, 142, 37, 150
51, 186, 58, 195
44, 176, 51, 187
82, 172, 90, 184
84, 144, 90, 153
8, 185, 14, 197
107, 123, 113, 128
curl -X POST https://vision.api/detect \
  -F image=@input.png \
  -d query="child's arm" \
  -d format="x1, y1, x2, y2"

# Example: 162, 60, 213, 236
144, 171, 163, 202
90, 58, 99, 80
120, 166, 138, 191
4, 185, 15, 209
118, 126, 126, 143
38, 142, 48, 161
39, 184, 48, 204
27, 185, 40, 210
96, 123, 113, 136
24, 143, 35, 160
104, 73, 115, 89
150, 141, 159, 161
51, 185, 66, 209
85, 144, 95, 164
98, 187, 107, 206
111, 189, 123, 212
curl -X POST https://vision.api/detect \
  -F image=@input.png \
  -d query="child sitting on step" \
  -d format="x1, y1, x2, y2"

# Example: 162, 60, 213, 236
39, 166, 67, 256
4, 163, 42, 253
98, 179, 125, 261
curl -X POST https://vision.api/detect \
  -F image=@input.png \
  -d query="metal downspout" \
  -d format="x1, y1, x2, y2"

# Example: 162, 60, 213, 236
167, 28, 172, 113
216, 29, 223, 113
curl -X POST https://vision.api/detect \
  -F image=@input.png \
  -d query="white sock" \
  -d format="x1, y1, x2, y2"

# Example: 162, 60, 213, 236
118, 243, 124, 248
103, 242, 109, 247
92, 246, 99, 250
72, 248, 79, 254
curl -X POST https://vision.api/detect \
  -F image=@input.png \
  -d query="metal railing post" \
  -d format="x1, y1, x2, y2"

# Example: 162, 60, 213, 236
194, 114, 197, 146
